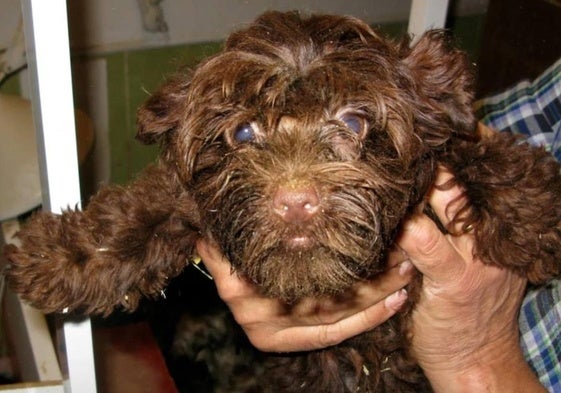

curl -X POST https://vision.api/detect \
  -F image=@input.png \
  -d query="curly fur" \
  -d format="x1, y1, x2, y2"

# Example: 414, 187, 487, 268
5, 11, 561, 392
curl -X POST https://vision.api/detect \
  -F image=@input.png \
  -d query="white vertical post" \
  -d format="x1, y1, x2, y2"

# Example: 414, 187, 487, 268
408, 0, 450, 37
20, 1, 97, 392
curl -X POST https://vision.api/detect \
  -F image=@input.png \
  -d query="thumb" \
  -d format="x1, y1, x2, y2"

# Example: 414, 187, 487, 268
398, 214, 466, 284
196, 239, 256, 300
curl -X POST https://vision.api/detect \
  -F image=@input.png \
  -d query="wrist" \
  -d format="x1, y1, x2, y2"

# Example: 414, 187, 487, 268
424, 345, 545, 393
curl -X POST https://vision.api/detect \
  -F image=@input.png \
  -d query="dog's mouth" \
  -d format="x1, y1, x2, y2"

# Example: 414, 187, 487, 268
286, 234, 313, 248
279, 224, 325, 250
282, 228, 317, 249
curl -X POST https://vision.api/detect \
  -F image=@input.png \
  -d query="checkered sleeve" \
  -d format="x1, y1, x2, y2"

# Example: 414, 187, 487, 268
475, 57, 561, 161
519, 282, 561, 392
474, 58, 561, 393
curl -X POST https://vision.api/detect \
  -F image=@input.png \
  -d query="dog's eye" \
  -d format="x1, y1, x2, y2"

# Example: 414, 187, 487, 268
340, 113, 368, 136
233, 123, 256, 143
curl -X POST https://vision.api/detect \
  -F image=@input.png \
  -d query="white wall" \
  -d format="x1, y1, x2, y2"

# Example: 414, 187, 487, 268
1, 0, 489, 55
65, 0, 417, 53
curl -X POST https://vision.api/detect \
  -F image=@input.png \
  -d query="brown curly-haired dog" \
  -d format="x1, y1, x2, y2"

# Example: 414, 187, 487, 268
5, 11, 561, 392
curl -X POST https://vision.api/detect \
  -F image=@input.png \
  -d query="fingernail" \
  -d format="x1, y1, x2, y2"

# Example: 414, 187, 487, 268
401, 214, 423, 233
384, 289, 408, 310
402, 220, 414, 231
398, 260, 413, 276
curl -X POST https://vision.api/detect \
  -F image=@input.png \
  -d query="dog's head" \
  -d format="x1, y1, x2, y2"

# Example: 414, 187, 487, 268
137, 11, 476, 302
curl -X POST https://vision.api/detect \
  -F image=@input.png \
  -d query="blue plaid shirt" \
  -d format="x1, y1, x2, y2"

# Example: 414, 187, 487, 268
475, 57, 561, 393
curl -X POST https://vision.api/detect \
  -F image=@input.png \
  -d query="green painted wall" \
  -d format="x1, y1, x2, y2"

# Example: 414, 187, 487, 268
103, 42, 223, 184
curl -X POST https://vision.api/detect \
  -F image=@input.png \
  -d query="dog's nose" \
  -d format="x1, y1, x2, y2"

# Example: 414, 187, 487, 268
273, 185, 320, 223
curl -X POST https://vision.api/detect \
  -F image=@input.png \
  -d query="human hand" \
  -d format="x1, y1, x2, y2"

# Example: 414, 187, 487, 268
196, 239, 414, 352
400, 169, 543, 392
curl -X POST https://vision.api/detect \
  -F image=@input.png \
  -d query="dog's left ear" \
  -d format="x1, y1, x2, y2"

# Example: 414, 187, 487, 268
401, 30, 476, 135
136, 75, 191, 144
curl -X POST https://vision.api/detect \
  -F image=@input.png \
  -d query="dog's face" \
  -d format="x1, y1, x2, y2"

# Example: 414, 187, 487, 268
137, 12, 475, 302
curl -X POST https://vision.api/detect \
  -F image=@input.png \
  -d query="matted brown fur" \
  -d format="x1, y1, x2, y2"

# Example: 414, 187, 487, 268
5, 11, 561, 392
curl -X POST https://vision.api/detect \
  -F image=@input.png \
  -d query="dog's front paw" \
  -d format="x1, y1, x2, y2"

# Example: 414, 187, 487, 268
3, 211, 140, 315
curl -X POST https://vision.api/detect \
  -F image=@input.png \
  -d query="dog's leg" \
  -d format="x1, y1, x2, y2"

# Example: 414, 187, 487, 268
4, 163, 200, 315
442, 129, 561, 283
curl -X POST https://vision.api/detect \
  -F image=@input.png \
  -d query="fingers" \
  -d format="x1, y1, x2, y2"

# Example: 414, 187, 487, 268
352, 260, 413, 309
255, 262, 413, 351
198, 237, 413, 321
386, 246, 410, 267
293, 259, 414, 325
197, 238, 413, 352
256, 288, 409, 352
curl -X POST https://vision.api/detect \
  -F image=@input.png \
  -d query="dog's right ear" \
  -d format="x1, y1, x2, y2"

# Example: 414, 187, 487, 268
400, 30, 476, 138
136, 75, 191, 144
